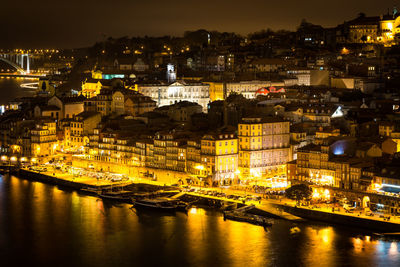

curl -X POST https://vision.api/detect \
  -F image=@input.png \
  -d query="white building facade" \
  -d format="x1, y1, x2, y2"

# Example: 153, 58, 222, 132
138, 81, 210, 111
226, 81, 284, 99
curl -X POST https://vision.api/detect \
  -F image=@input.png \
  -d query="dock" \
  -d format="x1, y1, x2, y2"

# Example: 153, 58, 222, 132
277, 203, 400, 232
170, 191, 303, 221
255, 202, 304, 221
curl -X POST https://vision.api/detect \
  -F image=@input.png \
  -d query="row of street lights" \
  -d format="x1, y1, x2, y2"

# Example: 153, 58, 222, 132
1, 155, 37, 164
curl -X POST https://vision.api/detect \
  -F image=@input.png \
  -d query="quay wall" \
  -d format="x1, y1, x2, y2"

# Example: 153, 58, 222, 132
17, 169, 91, 190
276, 203, 400, 232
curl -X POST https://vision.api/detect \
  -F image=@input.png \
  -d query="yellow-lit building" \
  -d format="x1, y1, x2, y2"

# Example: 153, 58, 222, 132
238, 117, 290, 182
379, 121, 395, 136
62, 120, 84, 152
186, 139, 202, 176
345, 11, 400, 47
31, 121, 57, 158
81, 78, 102, 98
390, 132, 400, 152
204, 82, 225, 101
201, 129, 238, 184
292, 137, 381, 190
91, 70, 103, 79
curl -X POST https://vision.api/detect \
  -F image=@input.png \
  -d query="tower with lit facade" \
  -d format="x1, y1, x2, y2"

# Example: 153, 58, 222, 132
167, 63, 176, 83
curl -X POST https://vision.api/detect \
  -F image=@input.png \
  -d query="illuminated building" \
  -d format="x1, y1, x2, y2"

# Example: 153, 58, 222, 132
124, 95, 156, 116
379, 121, 395, 137
285, 68, 329, 86
60, 111, 100, 151
348, 16, 379, 44
338, 10, 400, 47
227, 81, 284, 99
203, 82, 225, 101
84, 89, 145, 116
186, 139, 202, 176
372, 167, 400, 195
389, 131, 400, 152
205, 80, 285, 101
291, 136, 390, 190
47, 95, 85, 119
91, 70, 103, 79
238, 117, 290, 180
201, 129, 238, 184
31, 120, 57, 158
138, 81, 210, 111
166, 63, 176, 83
166, 138, 187, 172
81, 78, 102, 98
61, 121, 83, 151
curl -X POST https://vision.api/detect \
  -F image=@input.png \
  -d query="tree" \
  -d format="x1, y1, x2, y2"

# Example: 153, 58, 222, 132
285, 184, 312, 205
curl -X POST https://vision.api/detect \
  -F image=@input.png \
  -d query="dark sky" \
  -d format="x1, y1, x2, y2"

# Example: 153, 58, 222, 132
1, 0, 398, 48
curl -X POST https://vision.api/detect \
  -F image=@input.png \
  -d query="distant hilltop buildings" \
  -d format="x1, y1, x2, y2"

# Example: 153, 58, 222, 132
299, 7, 400, 47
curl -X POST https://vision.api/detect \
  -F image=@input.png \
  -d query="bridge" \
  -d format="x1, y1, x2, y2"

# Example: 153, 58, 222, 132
0, 53, 31, 74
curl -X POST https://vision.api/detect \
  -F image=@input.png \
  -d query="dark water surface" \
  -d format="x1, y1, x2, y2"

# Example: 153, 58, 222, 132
1, 175, 400, 267
0, 77, 36, 104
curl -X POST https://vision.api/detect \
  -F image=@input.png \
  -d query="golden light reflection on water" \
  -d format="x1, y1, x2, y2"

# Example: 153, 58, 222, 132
389, 242, 398, 257
3, 175, 400, 267
303, 227, 335, 266
185, 207, 269, 267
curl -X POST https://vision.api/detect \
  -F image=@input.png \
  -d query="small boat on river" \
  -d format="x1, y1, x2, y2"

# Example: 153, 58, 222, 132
223, 211, 273, 227
98, 190, 133, 203
132, 197, 190, 211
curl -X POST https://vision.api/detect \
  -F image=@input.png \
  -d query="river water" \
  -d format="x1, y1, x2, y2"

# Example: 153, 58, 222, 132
1, 175, 400, 267
0, 77, 37, 105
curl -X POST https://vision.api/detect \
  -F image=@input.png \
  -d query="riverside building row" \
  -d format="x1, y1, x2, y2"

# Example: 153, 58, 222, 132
78, 117, 292, 185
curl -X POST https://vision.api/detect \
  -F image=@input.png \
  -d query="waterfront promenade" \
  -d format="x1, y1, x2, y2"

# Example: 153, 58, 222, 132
12, 168, 400, 232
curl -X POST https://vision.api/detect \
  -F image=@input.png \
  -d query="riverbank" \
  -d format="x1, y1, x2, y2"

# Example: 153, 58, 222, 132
275, 202, 400, 232
8, 168, 400, 232
18, 168, 133, 190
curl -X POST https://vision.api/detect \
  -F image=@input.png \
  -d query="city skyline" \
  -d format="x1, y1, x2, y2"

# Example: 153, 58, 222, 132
2, 0, 399, 48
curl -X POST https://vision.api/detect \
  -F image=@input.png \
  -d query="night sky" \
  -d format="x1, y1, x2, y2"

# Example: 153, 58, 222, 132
2, 0, 398, 48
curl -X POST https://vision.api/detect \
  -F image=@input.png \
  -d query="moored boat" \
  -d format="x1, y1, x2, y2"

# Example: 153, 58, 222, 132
98, 190, 133, 203
132, 198, 177, 210
223, 211, 273, 227
132, 197, 190, 211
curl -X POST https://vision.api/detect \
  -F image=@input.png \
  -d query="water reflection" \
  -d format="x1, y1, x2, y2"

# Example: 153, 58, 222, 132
0, 78, 37, 104
1, 175, 400, 267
